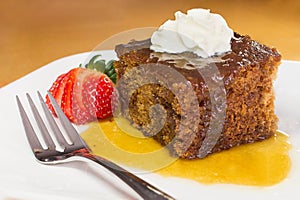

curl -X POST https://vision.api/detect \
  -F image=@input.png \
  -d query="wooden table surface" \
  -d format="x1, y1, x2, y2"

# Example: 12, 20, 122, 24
1, 0, 299, 87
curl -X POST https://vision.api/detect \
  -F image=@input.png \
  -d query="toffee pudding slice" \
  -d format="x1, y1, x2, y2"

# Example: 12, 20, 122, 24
114, 33, 281, 159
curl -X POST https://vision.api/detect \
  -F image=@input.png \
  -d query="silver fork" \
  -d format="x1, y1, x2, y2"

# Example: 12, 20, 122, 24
16, 91, 175, 200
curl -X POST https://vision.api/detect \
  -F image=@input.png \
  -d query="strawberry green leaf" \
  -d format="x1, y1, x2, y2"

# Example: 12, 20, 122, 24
94, 60, 106, 72
80, 55, 116, 84
87, 55, 101, 69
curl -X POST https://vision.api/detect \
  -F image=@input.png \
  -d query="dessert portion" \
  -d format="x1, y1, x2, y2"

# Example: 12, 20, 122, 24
114, 9, 281, 159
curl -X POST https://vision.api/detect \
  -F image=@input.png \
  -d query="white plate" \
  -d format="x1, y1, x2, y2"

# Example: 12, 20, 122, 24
0, 51, 299, 200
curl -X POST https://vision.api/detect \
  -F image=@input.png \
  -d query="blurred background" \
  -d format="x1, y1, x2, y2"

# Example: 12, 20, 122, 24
0, 0, 299, 87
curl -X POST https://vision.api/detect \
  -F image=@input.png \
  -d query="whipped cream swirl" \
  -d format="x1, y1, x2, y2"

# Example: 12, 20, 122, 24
150, 8, 234, 58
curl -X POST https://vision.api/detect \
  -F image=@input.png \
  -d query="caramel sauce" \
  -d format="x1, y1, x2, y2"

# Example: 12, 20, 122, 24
81, 119, 291, 186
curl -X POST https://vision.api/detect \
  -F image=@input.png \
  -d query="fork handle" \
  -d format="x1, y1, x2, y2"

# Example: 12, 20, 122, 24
76, 149, 175, 200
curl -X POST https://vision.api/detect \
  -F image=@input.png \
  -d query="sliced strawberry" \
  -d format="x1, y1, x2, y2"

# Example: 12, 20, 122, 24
45, 73, 67, 114
60, 68, 81, 123
82, 72, 114, 120
45, 58, 115, 125
95, 75, 114, 118
54, 74, 69, 107
69, 68, 94, 124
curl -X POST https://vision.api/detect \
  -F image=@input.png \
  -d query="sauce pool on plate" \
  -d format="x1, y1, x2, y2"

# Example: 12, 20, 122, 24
81, 118, 291, 186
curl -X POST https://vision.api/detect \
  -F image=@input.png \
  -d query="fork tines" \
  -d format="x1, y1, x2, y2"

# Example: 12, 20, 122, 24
16, 91, 86, 158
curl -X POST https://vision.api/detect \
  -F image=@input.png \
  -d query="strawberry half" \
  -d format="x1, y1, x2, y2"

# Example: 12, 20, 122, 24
46, 55, 116, 125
